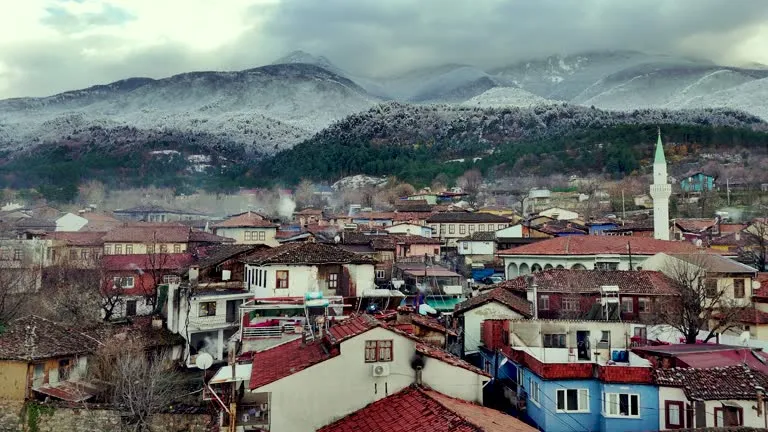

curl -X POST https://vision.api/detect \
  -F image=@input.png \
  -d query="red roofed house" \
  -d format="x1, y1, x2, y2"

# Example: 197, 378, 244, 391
218, 315, 492, 431
212, 212, 279, 246
317, 385, 536, 432
498, 236, 706, 279
102, 223, 193, 255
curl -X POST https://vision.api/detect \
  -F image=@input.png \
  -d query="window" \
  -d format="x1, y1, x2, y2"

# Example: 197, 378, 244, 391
595, 261, 618, 271
70, 249, 78, 260
459, 224, 466, 235
734, 279, 745, 298
13, 248, 23, 260
562, 297, 579, 311
517, 368, 524, 386
58, 359, 72, 381
543, 333, 566, 348
80, 250, 88, 260
714, 406, 743, 427
600, 331, 610, 344
328, 273, 338, 289
462, 242, 469, 250
375, 269, 386, 279
468, 224, 475, 233
125, 244, 133, 254
605, 393, 639, 417
556, 389, 589, 413
147, 244, 155, 254
638, 297, 651, 313
704, 279, 718, 298
489, 224, 495, 231
276, 271, 289, 289
498, 224, 505, 230
173, 244, 182, 253
364, 340, 393, 362
114, 244, 122, 255
126, 300, 137, 317
478, 224, 485, 232
621, 297, 633, 313
538, 295, 550, 310
104, 245, 112, 255
160, 244, 168, 253
163, 275, 181, 285
665, 401, 684, 429
449, 224, 456, 234
199, 301, 217, 317
113, 276, 134, 289
528, 378, 541, 405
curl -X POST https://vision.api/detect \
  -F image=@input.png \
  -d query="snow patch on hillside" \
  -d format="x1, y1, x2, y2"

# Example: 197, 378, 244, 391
462, 87, 553, 108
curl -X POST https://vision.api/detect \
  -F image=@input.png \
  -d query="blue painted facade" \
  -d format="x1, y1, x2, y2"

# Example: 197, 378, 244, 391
478, 349, 659, 432
680, 173, 715, 192
588, 223, 619, 235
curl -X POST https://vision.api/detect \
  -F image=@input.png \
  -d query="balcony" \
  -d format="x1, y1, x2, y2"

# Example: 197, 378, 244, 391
242, 318, 306, 340
187, 314, 239, 331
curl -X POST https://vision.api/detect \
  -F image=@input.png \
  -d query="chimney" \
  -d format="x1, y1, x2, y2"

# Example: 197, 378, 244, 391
415, 366, 423, 385
188, 265, 200, 285
525, 275, 538, 319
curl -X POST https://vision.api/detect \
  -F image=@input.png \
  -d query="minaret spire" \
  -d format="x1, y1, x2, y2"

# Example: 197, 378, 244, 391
650, 128, 671, 240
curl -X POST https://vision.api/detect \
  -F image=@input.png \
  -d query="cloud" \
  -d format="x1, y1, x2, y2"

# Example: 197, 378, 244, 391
0, 0, 767, 98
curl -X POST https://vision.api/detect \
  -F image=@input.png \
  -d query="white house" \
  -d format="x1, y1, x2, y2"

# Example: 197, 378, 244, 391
239, 315, 491, 432
454, 288, 532, 355
538, 207, 580, 221
212, 212, 279, 246
244, 242, 375, 298
655, 365, 768, 429
385, 223, 432, 238
498, 236, 703, 279
426, 212, 511, 247
457, 231, 496, 264
55, 213, 88, 232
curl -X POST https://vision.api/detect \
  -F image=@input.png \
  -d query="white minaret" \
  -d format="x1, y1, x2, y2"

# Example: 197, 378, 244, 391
650, 128, 671, 240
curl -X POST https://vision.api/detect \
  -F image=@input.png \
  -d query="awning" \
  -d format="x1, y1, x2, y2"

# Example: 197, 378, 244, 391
210, 363, 253, 384
425, 297, 463, 312
34, 381, 102, 402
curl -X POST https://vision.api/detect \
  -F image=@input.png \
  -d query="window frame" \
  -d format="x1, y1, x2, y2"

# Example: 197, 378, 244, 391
459, 224, 466, 235
528, 377, 541, 406
199, 301, 217, 317
604, 392, 640, 418
539, 295, 550, 311
638, 297, 652, 314
125, 299, 137, 317
665, 400, 685, 429
714, 406, 743, 427
733, 279, 745, 298
621, 297, 633, 313
562, 297, 580, 312
276, 270, 289, 289
173, 244, 182, 253
375, 269, 386, 279
114, 244, 122, 255
125, 244, 133, 254
704, 278, 718, 298
543, 333, 566, 348
556, 388, 590, 413
104, 245, 112, 255
328, 272, 339, 289
364, 340, 393, 363
448, 224, 456, 234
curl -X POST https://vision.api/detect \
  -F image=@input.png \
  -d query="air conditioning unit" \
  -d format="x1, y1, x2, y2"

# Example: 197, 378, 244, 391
372, 363, 390, 377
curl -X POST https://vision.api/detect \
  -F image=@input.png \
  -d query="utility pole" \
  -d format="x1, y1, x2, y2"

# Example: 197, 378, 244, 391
727, 177, 731, 206
622, 189, 626, 220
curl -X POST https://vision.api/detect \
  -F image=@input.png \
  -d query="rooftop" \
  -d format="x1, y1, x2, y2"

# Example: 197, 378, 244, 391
194, 244, 267, 269
673, 218, 717, 233
494, 269, 681, 295
317, 386, 535, 432
460, 231, 496, 242
45, 231, 106, 246
427, 212, 510, 224
102, 253, 195, 271
0, 315, 100, 361
654, 365, 768, 400
188, 230, 235, 244
498, 236, 704, 256
454, 288, 533, 317
667, 253, 757, 274
102, 224, 191, 243
248, 338, 338, 390
212, 212, 278, 229
245, 243, 374, 265
114, 205, 206, 215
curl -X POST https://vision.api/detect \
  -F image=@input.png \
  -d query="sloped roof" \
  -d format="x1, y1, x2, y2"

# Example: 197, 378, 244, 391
354, 212, 396, 220
674, 218, 717, 233
394, 200, 433, 212
212, 212, 277, 228
668, 253, 757, 274
734, 307, 768, 325
295, 208, 324, 216
454, 288, 533, 317
194, 244, 266, 269
427, 212, 510, 223
317, 386, 535, 432
245, 243, 374, 265
327, 314, 380, 343
45, 231, 105, 246
248, 338, 339, 390
497, 236, 703, 256
103, 224, 191, 243
495, 269, 681, 295
188, 230, 235, 244
654, 366, 768, 400
392, 234, 442, 245
114, 205, 206, 215
0, 315, 100, 361
102, 253, 195, 271
460, 231, 496, 242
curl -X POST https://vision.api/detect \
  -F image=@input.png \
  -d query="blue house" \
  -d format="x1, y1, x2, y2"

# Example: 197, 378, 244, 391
680, 172, 715, 193
477, 320, 659, 432
587, 221, 619, 236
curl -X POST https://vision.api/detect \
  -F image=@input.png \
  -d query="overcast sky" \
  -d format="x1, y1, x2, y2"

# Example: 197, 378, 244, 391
2, 0, 768, 99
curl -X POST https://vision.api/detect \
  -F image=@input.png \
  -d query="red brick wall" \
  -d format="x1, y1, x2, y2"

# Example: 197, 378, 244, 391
597, 365, 653, 383
480, 320, 507, 351
509, 348, 593, 379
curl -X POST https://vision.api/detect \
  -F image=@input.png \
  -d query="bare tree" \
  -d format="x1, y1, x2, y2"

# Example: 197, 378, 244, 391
654, 255, 748, 343
0, 262, 38, 324
457, 169, 483, 207
91, 342, 183, 431
739, 219, 768, 271
293, 179, 316, 209
40, 257, 102, 324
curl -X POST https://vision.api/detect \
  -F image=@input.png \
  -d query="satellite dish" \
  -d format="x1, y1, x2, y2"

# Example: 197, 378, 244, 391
195, 353, 214, 370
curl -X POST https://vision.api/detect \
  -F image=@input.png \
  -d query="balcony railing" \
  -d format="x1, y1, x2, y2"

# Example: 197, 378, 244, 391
243, 325, 297, 339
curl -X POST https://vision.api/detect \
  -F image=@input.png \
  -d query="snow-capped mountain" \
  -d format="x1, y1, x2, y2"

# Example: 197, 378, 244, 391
462, 87, 553, 108
0, 63, 378, 154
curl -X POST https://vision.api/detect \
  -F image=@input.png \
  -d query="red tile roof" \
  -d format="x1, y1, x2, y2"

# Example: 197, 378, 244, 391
454, 288, 533, 317
354, 212, 396, 220
317, 386, 535, 432
674, 218, 717, 233
249, 339, 339, 390
327, 314, 379, 343
245, 243, 374, 265
415, 344, 489, 377
494, 269, 681, 295
654, 365, 768, 400
754, 275, 768, 298
103, 224, 191, 243
393, 212, 434, 222
0, 315, 100, 361
427, 212, 510, 223
188, 230, 235, 243
497, 236, 704, 256
212, 213, 277, 229
392, 234, 442, 245
80, 212, 121, 231
410, 314, 457, 337
295, 208, 323, 216
45, 231, 105, 246
734, 308, 768, 324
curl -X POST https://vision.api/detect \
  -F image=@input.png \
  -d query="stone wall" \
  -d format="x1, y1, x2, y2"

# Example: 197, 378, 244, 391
0, 401, 213, 432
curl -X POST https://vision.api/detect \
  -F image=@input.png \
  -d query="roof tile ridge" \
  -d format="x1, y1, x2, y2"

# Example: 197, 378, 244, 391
418, 387, 485, 431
